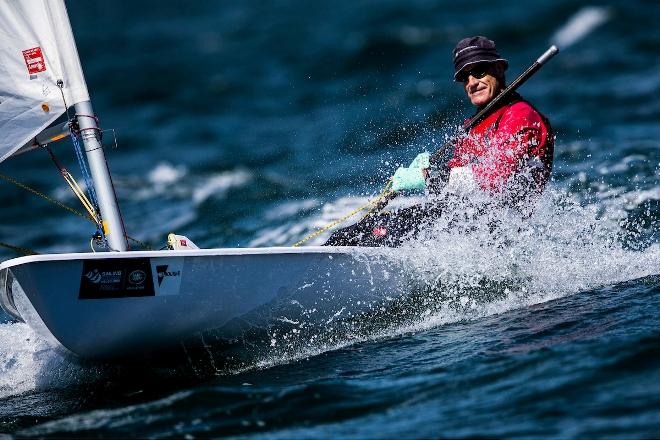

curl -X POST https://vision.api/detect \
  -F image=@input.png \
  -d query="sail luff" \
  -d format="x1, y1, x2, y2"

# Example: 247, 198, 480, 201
43, 0, 89, 107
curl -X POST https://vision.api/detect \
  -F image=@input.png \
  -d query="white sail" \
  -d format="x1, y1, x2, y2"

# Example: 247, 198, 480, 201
0, 0, 89, 163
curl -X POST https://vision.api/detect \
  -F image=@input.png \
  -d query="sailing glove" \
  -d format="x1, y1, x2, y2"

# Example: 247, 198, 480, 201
391, 166, 426, 191
408, 152, 430, 169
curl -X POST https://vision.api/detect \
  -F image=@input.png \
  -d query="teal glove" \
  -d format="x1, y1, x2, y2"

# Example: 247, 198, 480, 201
409, 152, 430, 169
391, 166, 426, 191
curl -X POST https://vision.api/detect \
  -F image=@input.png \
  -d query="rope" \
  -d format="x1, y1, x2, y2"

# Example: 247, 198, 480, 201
56, 80, 72, 122
56, 81, 104, 243
0, 172, 153, 251
126, 235, 154, 251
45, 146, 101, 225
60, 170, 101, 224
293, 180, 393, 247
70, 130, 101, 217
0, 241, 38, 256
0, 172, 89, 221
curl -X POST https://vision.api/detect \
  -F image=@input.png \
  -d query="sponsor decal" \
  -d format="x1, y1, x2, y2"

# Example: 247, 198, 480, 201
85, 269, 102, 284
151, 258, 183, 296
128, 270, 147, 285
156, 265, 181, 287
22, 47, 46, 75
79, 259, 154, 299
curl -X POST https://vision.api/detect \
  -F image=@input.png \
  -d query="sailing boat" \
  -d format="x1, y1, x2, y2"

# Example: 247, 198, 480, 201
0, 1, 405, 360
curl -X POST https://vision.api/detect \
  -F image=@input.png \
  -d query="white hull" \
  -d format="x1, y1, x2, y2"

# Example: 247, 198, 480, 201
0, 247, 406, 360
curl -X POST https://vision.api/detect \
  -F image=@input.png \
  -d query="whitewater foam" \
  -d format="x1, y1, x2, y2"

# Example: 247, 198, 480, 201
249, 187, 659, 372
148, 162, 188, 186
192, 169, 253, 205
0, 323, 106, 399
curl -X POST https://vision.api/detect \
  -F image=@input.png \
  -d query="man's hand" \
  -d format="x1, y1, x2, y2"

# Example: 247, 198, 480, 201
391, 166, 426, 191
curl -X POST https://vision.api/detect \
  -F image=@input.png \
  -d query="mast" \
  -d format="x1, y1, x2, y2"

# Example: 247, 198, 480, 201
74, 100, 128, 252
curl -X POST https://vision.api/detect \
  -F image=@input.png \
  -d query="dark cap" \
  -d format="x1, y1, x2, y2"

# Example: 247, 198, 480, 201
453, 36, 508, 81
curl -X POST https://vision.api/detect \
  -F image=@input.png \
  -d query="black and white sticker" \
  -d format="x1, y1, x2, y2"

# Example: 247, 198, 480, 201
79, 258, 155, 299
151, 257, 183, 296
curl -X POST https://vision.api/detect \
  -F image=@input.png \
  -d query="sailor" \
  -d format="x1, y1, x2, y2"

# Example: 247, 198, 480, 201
326, 36, 554, 246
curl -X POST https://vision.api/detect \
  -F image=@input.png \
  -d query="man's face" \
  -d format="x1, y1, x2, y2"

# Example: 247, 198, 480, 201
460, 63, 503, 107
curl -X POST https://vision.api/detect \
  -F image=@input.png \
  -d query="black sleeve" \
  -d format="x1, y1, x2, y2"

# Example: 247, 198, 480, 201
427, 163, 451, 194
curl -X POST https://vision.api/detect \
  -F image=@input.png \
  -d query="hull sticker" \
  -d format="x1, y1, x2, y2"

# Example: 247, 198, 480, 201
151, 257, 183, 296
79, 258, 155, 299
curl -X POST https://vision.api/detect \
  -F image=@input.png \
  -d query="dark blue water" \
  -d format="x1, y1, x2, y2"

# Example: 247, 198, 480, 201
1, 0, 659, 438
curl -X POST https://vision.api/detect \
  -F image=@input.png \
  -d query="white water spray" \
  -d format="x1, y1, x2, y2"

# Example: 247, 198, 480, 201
0, 323, 101, 398
249, 183, 659, 372
551, 6, 611, 49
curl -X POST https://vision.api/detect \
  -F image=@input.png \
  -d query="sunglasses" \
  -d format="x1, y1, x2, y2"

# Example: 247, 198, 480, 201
456, 64, 495, 82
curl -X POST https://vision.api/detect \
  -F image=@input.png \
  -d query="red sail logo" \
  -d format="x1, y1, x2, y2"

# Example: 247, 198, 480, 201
22, 47, 47, 75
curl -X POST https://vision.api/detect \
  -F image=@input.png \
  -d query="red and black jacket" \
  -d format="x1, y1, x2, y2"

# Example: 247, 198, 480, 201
447, 93, 554, 205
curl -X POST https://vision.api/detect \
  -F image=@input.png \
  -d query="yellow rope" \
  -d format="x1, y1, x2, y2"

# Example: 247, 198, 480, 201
293, 180, 393, 247
0, 172, 89, 221
0, 241, 38, 256
0, 171, 153, 251
126, 235, 154, 251
57, 174, 153, 249
60, 170, 101, 225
